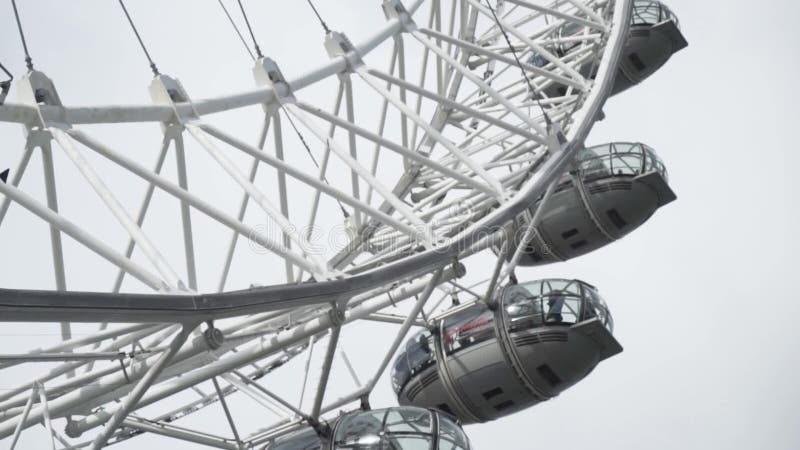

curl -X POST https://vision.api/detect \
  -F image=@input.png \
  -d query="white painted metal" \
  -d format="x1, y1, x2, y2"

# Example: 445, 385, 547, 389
0, 0, 634, 447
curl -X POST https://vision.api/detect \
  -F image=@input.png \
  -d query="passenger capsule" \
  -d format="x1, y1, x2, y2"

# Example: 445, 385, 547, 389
613, 0, 688, 94
534, 0, 687, 97
510, 142, 675, 266
265, 406, 471, 450
392, 279, 622, 424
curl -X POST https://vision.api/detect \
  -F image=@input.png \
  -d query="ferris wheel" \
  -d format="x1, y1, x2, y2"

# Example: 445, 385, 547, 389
0, 0, 687, 448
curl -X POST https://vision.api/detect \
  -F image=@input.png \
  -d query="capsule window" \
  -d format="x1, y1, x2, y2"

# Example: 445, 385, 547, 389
442, 305, 496, 355
570, 240, 588, 250
537, 364, 562, 387
561, 228, 579, 239
494, 400, 515, 411
482, 387, 504, 400
628, 52, 647, 71
606, 209, 628, 229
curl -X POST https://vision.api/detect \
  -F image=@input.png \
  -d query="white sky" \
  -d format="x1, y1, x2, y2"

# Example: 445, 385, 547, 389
1, 0, 799, 449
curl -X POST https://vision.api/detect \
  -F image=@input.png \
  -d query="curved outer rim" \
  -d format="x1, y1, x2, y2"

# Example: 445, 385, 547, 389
0, 0, 633, 323
0, 0, 426, 126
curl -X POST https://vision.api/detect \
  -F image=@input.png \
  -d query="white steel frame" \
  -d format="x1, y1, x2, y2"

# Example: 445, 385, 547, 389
0, 0, 631, 447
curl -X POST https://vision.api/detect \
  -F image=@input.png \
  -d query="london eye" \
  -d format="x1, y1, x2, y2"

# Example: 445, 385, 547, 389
0, 0, 690, 448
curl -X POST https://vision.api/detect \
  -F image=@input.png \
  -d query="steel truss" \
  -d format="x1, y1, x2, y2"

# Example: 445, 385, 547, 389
0, 0, 631, 447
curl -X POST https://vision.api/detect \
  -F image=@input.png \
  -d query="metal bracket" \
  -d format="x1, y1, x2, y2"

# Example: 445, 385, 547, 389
203, 321, 225, 350
382, 0, 413, 28
359, 395, 371, 411
253, 56, 295, 106
324, 32, 364, 72
0, 61, 12, 105
328, 304, 346, 327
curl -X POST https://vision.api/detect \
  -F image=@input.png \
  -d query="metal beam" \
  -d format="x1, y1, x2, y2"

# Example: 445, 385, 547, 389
91, 325, 193, 449
310, 324, 341, 418
122, 417, 239, 450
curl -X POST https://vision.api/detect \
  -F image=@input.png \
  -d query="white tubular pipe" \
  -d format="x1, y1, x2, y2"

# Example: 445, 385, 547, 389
354, 66, 506, 198
0, 145, 34, 226
91, 325, 194, 449
66, 128, 321, 277
186, 124, 331, 278
283, 103, 434, 246
50, 127, 183, 291
113, 135, 172, 293
409, 27, 554, 137
464, 0, 589, 84
366, 67, 545, 143
504, 0, 607, 31
0, 177, 166, 290
294, 101, 501, 199
173, 134, 199, 290
197, 122, 422, 241
0, 324, 168, 412
121, 417, 239, 450
418, 27, 581, 90
8, 389, 35, 450
365, 268, 442, 391
218, 115, 271, 292
502, 179, 559, 279
60, 267, 461, 437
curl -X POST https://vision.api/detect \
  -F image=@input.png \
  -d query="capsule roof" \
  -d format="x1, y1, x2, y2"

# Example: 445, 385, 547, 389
577, 142, 668, 183
333, 407, 469, 450
267, 406, 470, 450
501, 279, 614, 333
632, 0, 681, 28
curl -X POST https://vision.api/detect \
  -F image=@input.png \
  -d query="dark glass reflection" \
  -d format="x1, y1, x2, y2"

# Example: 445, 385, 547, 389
392, 331, 436, 394
441, 304, 496, 355
333, 407, 468, 450
577, 143, 668, 183
502, 279, 613, 332
631, 0, 680, 28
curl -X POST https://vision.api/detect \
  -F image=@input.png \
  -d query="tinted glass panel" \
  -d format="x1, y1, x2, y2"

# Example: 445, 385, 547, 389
333, 408, 435, 450
392, 331, 436, 394
441, 304, 496, 355
577, 143, 667, 182
333, 408, 469, 450
502, 280, 590, 331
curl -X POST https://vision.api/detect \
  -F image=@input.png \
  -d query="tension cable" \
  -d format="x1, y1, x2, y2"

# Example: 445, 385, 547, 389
217, 0, 255, 60
117, 0, 160, 76
306, 0, 331, 34
236, 0, 264, 58
11, 0, 33, 70
483, 0, 553, 127
280, 108, 351, 219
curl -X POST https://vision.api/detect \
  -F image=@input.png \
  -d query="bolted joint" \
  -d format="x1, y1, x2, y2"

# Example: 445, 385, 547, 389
324, 32, 364, 71
203, 324, 225, 350
252, 57, 294, 106
382, 0, 413, 27
328, 304, 346, 327
310, 419, 332, 440
0, 81, 9, 105
359, 395, 371, 411
452, 260, 467, 279
149, 74, 191, 105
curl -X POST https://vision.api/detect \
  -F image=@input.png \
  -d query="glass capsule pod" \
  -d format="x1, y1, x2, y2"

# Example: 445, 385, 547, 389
507, 142, 675, 266
265, 406, 471, 450
613, 0, 688, 94
392, 279, 622, 424
533, 0, 687, 98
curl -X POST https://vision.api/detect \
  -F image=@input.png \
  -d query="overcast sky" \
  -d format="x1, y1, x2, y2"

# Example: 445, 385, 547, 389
1, 0, 799, 449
